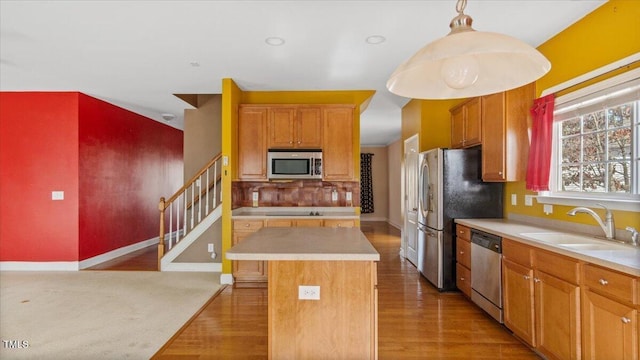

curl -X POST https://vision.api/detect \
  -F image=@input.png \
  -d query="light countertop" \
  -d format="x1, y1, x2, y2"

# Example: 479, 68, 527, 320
226, 227, 380, 261
456, 218, 640, 276
231, 206, 359, 219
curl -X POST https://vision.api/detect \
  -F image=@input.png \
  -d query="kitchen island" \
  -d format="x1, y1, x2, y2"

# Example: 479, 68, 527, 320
226, 227, 380, 360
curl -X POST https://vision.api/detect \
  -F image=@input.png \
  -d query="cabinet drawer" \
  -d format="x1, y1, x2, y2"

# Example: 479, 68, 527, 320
535, 249, 580, 285
502, 238, 532, 267
265, 219, 293, 227
456, 237, 471, 269
583, 264, 638, 304
233, 220, 264, 231
323, 219, 356, 228
456, 263, 471, 297
456, 224, 471, 242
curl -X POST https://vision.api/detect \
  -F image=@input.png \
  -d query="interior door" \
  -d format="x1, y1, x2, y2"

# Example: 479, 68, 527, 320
403, 135, 419, 267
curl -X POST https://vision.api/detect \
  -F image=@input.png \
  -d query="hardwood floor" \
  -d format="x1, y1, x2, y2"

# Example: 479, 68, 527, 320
98, 222, 540, 359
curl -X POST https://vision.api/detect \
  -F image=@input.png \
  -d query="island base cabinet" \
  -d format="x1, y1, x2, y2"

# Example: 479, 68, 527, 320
268, 260, 377, 359
582, 289, 638, 360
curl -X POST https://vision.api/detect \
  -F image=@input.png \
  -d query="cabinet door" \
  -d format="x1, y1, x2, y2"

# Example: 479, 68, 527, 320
450, 105, 465, 149
238, 107, 268, 180
268, 107, 296, 148
296, 107, 323, 148
232, 231, 267, 282
503, 259, 536, 346
481, 92, 507, 181
322, 106, 355, 181
535, 271, 581, 360
464, 97, 482, 147
582, 289, 638, 360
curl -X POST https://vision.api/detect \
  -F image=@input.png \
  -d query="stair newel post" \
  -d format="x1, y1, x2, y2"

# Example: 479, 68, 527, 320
158, 197, 166, 271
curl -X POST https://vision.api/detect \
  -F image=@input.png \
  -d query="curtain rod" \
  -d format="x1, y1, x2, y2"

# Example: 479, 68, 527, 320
541, 52, 640, 97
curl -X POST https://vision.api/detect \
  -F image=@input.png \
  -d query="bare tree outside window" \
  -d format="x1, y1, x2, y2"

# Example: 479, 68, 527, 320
559, 102, 634, 194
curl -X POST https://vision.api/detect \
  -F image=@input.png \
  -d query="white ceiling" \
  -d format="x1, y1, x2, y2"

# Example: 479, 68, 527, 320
0, 0, 606, 146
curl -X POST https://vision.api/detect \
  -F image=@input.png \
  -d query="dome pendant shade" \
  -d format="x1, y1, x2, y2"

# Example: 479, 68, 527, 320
386, 1, 551, 99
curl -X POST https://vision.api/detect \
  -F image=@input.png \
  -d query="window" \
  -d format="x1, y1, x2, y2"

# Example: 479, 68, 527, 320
540, 70, 640, 210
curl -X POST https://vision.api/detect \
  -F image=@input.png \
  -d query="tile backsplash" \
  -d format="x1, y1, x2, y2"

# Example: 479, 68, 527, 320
232, 180, 360, 209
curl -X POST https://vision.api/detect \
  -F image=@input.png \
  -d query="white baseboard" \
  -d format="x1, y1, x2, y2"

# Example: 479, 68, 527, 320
162, 262, 222, 272
0, 261, 80, 271
0, 237, 160, 271
79, 238, 158, 269
220, 273, 234, 285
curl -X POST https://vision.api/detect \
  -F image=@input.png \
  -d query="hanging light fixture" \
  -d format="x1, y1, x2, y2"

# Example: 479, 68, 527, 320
386, 0, 551, 99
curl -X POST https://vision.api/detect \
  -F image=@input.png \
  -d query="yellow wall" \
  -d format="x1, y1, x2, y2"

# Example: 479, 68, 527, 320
507, 0, 640, 230
221, 78, 242, 274
401, 98, 459, 152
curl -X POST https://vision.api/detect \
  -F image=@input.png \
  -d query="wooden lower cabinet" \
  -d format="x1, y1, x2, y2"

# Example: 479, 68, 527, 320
455, 225, 472, 297
502, 239, 581, 359
232, 220, 267, 284
581, 263, 639, 360
535, 270, 581, 360
503, 258, 536, 346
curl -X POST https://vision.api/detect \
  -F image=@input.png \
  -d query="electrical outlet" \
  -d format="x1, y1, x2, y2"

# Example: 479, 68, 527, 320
52, 191, 64, 200
298, 285, 320, 300
208, 243, 214, 252
331, 190, 338, 202
543, 204, 553, 215
511, 194, 517, 206
524, 195, 534, 206
346, 192, 352, 201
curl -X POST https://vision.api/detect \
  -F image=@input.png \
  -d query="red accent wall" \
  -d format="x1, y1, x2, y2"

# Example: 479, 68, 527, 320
78, 94, 183, 259
0, 92, 183, 262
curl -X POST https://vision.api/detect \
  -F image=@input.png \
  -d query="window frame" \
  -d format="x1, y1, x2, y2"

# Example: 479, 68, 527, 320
536, 69, 640, 212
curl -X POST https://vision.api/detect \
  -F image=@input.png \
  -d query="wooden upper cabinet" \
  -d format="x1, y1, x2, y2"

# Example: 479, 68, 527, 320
481, 83, 535, 182
450, 97, 481, 149
322, 106, 355, 181
268, 106, 322, 149
237, 106, 268, 180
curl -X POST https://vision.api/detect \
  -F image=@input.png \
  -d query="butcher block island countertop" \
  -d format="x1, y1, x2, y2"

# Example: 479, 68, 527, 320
226, 227, 380, 360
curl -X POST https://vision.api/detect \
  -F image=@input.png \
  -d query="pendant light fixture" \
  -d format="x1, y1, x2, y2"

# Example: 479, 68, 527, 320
386, 0, 551, 99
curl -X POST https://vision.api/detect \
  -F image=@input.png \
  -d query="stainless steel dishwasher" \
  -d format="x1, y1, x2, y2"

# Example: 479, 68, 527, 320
470, 229, 503, 323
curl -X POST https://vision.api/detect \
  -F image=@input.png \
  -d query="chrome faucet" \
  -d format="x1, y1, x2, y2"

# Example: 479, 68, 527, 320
566, 204, 615, 240
626, 227, 638, 246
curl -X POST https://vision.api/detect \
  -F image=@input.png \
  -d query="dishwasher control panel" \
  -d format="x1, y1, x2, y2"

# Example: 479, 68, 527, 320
471, 230, 502, 253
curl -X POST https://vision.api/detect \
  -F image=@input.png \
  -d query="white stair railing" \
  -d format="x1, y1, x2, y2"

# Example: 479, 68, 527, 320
158, 153, 223, 268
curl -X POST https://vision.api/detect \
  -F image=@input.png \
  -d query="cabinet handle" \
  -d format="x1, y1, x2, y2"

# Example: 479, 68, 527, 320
523, 275, 530, 280
621, 317, 631, 324
534, 278, 540, 283
459, 251, 464, 254
598, 278, 609, 286
459, 230, 464, 234
245, 223, 250, 227
460, 277, 465, 281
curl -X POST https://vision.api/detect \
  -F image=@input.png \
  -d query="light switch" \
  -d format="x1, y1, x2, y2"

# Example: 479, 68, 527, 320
52, 191, 64, 201
510, 194, 517, 206
252, 191, 259, 207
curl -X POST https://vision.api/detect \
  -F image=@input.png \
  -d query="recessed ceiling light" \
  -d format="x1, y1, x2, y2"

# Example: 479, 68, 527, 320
265, 37, 285, 46
366, 35, 386, 45
161, 113, 175, 122
189, 61, 200, 67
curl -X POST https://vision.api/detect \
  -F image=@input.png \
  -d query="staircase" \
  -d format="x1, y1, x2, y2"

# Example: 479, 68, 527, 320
158, 153, 223, 271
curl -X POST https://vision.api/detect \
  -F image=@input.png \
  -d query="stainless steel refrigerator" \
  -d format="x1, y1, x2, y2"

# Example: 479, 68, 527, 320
417, 148, 503, 291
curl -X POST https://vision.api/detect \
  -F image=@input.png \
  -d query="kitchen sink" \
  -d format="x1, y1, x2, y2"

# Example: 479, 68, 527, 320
556, 243, 626, 250
519, 232, 604, 245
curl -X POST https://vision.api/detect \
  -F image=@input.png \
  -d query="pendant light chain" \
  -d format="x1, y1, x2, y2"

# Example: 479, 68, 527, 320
456, 0, 467, 14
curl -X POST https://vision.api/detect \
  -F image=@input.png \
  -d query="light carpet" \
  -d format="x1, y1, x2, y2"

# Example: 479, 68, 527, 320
0, 271, 222, 360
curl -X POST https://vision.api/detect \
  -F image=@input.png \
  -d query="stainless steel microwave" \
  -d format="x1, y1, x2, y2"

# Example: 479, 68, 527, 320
267, 149, 322, 180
